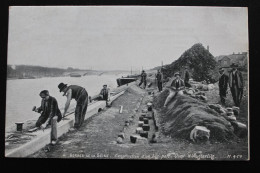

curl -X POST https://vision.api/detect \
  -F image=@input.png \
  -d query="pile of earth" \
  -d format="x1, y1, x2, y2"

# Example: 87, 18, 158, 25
162, 43, 219, 83
153, 90, 237, 142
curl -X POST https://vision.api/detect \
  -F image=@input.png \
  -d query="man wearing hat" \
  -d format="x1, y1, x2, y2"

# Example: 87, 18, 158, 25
228, 63, 244, 107
139, 70, 147, 89
34, 90, 62, 129
58, 83, 88, 129
218, 68, 229, 106
163, 72, 185, 107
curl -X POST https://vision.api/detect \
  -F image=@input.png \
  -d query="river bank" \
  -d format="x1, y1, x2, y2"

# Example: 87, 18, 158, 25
5, 74, 129, 129
29, 80, 248, 160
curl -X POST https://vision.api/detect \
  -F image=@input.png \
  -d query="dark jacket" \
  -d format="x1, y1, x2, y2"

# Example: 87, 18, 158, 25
141, 72, 147, 81
170, 78, 185, 89
219, 73, 229, 89
37, 96, 62, 124
229, 70, 244, 89
99, 88, 109, 100
156, 72, 163, 82
184, 70, 190, 82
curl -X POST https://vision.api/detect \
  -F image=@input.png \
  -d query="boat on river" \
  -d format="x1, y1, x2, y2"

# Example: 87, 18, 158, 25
116, 74, 139, 87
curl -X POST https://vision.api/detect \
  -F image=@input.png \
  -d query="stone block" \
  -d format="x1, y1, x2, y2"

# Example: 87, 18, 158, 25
142, 124, 150, 131
139, 116, 144, 121
136, 127, 143, 134
138, 121, 144, 127
140, 131, 148, 138
130, 135, 137, 143
143, 118, 149, 124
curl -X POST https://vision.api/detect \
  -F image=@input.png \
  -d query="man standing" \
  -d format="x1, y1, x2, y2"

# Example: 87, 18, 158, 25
228, 63, 244, 107
58, 83, 88, 130
35, 90, 62, 129
163, 72, 185, 107
218, 68, 229, 106
156, 69, 163, 92
184, 67, 191, 88
139, 70, 147, 89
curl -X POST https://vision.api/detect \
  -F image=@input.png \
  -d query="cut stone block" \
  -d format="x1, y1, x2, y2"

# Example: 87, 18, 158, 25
136, 127, 143, 134
142, 124, 150, 131
143, 118, 149, 124
130, 135, 137, 143
139, 116, 144, 121
140, 131, 148, 138
138, 121, 144, 127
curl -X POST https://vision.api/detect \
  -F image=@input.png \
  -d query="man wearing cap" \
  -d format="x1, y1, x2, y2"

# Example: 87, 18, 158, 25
156, 69, 163, 92
228, 63, 244, 107
58, 83, 88, 129
34, 90, 62, 129
218, 68, 229, 106
163, 72, 185, 107
184, 67, 191, 88
139, 70, 147, 89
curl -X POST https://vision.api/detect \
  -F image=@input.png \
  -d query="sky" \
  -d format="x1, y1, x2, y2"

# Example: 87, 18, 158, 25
7, 6, 248, 71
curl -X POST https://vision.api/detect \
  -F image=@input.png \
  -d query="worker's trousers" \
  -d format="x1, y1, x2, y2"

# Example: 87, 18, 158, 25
164, 89, 183, 107
74, 90, 88, 129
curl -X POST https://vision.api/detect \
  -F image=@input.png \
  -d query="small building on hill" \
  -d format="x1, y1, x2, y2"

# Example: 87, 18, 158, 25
215, 52, 248, 67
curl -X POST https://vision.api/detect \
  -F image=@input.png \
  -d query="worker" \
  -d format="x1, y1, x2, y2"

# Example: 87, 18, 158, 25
184, 67, 192, 88
138, 70, 147, 89
97, 84, 111, 106
218, 68, 229, 106
163, 72, 185, 107
34, 90, 62, 129
58, 83, 88, 130
156, 69, 163, 92
228, 63, 244, 107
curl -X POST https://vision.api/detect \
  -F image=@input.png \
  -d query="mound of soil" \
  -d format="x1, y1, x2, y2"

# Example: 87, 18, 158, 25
153, 90, 236, 142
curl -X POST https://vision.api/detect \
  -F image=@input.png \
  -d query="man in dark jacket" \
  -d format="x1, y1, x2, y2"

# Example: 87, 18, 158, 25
218, 68, 229, 106
139, 70, 147, 89
58, 83, 88, 130
35, 90, 62, 128
156, 69, 163, 92
184, 67, 192, 88
228, 63, 244, 107
163, 72, 185, 107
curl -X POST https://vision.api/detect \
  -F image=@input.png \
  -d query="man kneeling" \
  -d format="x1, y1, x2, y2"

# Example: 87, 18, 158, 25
163, 72, 185, 107
34, 90, 62, 144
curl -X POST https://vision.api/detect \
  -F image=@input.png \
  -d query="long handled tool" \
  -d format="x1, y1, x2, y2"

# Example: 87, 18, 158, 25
62, 111, 75, 120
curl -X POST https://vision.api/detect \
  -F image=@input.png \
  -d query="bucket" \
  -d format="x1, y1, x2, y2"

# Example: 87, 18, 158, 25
15, 122, 24, 131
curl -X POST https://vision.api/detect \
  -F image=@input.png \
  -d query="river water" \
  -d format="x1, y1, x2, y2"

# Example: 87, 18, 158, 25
5, 74, 127, 129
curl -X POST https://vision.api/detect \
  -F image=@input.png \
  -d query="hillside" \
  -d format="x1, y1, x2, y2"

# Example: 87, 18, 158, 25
162, 43, 219, 83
